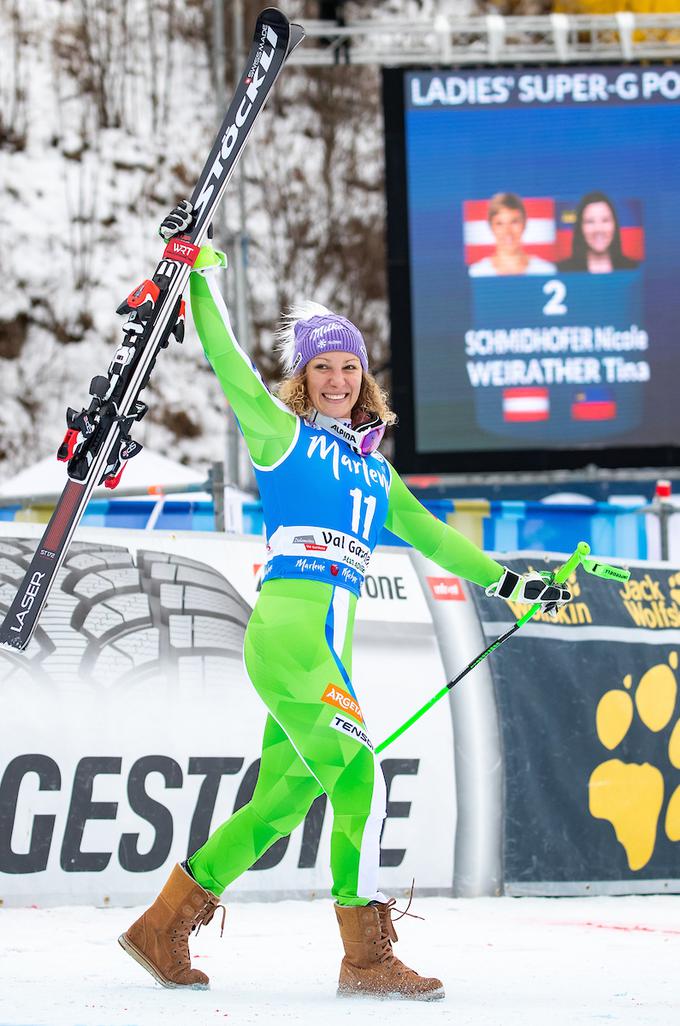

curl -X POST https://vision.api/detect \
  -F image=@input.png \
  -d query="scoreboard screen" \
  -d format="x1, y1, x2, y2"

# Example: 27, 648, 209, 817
384, 65, 680, 472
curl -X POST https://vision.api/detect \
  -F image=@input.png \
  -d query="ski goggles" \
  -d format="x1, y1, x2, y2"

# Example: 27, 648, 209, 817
310, 412, 386, 457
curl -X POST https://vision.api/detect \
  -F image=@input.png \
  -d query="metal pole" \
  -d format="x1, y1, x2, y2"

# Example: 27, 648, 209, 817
659, 502, 671, 562
635, 492, 678, 562
212, 0, 225, 97
211, 460, 226, 533
212, 0, 241, 490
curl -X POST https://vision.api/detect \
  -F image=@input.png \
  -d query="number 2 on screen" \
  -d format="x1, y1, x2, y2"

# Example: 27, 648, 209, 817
350, 488, 376, 540
542, 279, 567, 316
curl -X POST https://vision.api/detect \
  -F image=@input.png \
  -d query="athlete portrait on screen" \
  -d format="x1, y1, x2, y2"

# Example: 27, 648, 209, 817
558, 191, 639, 273
468, 192, 556, 277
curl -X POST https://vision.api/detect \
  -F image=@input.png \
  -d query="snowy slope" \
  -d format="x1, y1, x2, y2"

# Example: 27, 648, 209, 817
1, 895, 677, 1025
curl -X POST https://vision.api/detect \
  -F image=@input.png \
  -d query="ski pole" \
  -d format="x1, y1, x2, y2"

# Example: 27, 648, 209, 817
375, 541, 628, 754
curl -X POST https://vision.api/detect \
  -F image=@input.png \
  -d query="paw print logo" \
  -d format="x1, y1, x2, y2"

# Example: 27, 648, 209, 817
589, 653, 680, 870
668, 572, 680, 606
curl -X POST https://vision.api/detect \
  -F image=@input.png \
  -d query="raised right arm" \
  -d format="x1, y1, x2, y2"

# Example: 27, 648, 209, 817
189, 250, 297, 468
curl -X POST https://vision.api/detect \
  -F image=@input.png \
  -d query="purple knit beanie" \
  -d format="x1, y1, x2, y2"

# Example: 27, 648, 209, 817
289, 314, 369, 375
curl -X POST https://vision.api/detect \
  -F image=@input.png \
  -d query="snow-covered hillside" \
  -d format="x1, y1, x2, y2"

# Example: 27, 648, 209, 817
0, 0, 411, 479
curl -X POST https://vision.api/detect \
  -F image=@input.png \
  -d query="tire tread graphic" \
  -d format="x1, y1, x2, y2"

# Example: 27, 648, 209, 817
0, 537, 252, 691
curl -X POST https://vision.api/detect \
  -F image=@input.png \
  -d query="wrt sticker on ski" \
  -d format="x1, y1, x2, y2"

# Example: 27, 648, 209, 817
0, 7, 304, 652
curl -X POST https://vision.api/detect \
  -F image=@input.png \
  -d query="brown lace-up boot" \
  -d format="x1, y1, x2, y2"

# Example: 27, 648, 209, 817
334, 898, 445, 1000
118, 862, 224, 989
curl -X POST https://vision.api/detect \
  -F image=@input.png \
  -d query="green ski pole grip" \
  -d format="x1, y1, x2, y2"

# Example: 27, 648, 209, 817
517, 541, 589, 626
554, 540, 590, 585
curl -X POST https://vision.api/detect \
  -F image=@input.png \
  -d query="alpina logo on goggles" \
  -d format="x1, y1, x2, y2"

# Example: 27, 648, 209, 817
310, 411, 385, 457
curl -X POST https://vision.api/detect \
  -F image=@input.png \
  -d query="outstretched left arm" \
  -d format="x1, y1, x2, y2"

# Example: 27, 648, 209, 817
384, 462, 503, 588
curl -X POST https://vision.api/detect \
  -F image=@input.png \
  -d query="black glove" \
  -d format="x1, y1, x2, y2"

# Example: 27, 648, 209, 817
159, 199, 193, 241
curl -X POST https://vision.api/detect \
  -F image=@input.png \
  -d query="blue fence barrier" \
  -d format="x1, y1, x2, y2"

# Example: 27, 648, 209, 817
481, 500, 647, 561
0, 496, 648, 560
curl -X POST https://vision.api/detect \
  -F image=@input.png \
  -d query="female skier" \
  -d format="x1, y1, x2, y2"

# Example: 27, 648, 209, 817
119, 201, 571, 1000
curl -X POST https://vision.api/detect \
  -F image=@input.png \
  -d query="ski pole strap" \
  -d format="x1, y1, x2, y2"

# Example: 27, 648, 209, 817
581, 556, 631, 583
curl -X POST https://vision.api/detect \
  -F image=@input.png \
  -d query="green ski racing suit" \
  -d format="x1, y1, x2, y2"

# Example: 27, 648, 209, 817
185, 250, 503, 905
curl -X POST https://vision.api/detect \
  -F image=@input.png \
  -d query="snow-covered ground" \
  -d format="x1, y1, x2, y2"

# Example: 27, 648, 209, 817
1, 895, 677, 1025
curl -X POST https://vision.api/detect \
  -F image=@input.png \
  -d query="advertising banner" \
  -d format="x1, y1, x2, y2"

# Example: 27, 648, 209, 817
0, 525, 455, 906
468, 553, 680, 894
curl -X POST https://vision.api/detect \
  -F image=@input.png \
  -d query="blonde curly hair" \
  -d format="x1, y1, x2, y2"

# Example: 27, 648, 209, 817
278, 370, 397, 426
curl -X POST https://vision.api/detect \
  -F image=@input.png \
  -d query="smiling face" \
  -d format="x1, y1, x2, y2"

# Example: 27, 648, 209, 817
489, 206, 526, 255
581, 201, 616, 255
305, 351, 363, 420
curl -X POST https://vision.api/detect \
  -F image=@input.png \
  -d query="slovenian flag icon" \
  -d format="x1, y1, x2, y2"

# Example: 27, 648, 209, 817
503, 387, 550, 422
463, 198, 556, 266
571, 387, 617, 421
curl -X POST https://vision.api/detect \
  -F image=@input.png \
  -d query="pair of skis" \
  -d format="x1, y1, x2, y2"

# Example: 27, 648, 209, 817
0, 8, 304, 652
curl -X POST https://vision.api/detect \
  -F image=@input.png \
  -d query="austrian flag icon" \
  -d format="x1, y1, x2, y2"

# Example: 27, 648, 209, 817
502, 387, 549, 422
